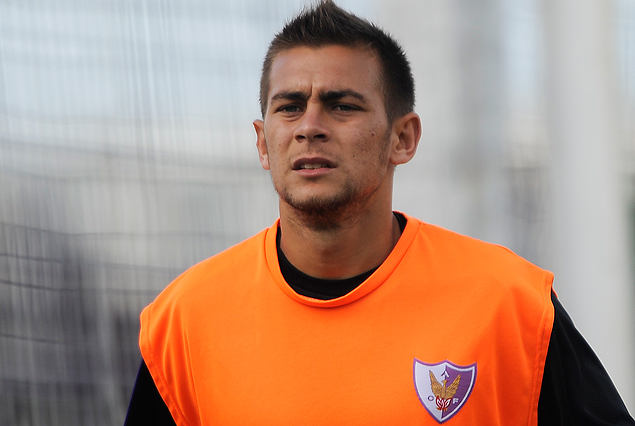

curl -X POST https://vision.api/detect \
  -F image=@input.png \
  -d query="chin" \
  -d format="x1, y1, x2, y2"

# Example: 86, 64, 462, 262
280, 191, 361, 230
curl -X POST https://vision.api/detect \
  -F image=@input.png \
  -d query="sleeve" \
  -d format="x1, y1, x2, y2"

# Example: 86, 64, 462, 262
538, 293, 635, 425
123, 360, 177, 426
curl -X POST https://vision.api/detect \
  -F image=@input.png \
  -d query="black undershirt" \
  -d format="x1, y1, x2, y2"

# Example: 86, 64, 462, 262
274, 212, 405, 299
124, 214, 634, 425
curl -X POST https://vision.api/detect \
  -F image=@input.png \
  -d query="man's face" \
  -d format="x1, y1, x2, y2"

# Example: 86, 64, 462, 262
254, 45, 398, 226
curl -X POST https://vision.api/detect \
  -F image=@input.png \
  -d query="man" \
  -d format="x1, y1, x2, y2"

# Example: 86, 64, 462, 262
125, 1, 634, 424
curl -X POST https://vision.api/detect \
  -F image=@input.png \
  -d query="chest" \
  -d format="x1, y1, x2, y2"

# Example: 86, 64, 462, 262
186, 284, 538, 426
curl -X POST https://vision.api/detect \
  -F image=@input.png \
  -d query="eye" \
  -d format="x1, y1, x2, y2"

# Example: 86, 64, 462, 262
333, 104, 358, 112
277, 105, 303, 113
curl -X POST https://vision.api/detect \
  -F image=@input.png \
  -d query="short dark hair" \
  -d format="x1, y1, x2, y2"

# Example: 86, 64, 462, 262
259, 0, 415, 122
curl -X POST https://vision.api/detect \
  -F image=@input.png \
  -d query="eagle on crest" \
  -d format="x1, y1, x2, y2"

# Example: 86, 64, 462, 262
429, 371, 461, 411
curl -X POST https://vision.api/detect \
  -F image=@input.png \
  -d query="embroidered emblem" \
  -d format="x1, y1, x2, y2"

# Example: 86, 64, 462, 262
413, 359, 477, 423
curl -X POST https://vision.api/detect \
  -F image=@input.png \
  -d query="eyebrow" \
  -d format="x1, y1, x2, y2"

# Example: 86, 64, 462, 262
270, 91, 308, 104
269, 89, 367, 104
319, 90, 367, 103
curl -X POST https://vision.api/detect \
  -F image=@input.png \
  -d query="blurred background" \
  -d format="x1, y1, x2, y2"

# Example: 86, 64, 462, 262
1, 0, 633, 424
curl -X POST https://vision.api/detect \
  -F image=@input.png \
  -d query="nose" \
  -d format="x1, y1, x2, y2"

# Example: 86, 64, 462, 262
293, 103, 331, 143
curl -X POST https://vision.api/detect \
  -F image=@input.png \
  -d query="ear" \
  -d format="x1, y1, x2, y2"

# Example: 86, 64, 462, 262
254, 119, 270, 170
389, 112, 421, 166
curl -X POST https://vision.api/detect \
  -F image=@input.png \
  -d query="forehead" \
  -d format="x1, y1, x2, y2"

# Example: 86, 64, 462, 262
267, 45, 383, 102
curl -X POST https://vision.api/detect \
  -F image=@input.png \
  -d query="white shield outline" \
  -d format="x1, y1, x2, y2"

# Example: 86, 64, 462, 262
413, 359, 477, 423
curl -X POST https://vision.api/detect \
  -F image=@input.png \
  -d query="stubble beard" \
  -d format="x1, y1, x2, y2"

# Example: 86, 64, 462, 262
274, 158, 390, 231
276, 180, 362, 231
272, 130, 393, 231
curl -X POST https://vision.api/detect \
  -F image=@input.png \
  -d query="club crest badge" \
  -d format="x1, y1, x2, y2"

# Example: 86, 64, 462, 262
413, 359, 477, 423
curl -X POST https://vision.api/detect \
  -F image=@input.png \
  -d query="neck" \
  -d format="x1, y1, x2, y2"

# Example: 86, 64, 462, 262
278, 204, 401, 280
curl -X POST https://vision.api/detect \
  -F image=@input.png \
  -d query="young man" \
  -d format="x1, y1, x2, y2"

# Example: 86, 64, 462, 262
125, 1, 634, 424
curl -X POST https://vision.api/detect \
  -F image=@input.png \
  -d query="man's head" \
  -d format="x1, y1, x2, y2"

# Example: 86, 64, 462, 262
259, 0, 415, 123
254, 2, 421, 230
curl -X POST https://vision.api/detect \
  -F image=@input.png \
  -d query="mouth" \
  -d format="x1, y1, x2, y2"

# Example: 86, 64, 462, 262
298, 163, 331, 170
292, 158, 335, 171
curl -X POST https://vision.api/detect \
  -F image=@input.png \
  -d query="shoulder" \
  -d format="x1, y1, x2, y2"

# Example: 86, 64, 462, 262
154, 227, 270, 304
139, 226, 273, 340
412, 217, 540, 264
404, 215, 553, 297
138, 227, 273, 405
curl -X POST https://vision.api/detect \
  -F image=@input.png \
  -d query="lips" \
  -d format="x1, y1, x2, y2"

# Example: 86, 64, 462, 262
299, 163, 330, 170
292, 157, 335, 171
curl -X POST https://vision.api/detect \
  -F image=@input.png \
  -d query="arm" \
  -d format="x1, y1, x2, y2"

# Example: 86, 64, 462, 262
124, 360, 177, 426
538, 293, 634, 425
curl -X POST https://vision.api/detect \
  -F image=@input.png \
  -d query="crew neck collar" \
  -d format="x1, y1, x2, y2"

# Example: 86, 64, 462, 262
264, 212, 420, 308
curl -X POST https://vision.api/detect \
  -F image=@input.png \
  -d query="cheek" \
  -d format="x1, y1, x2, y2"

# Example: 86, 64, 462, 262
263, 130, 284, 164
358, 123, 390, 160
263, 144, 291, 180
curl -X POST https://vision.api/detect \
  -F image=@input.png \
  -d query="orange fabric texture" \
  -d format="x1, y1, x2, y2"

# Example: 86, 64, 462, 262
139, 214, 554, 425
